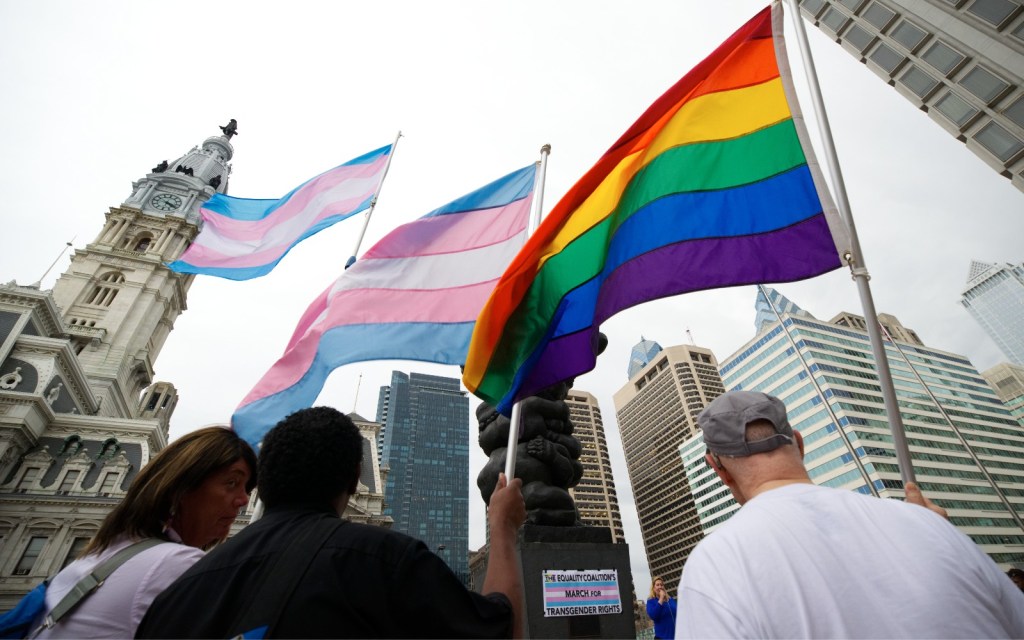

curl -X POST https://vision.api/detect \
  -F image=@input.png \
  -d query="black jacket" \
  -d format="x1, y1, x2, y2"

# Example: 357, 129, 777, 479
136, 506, 511, 638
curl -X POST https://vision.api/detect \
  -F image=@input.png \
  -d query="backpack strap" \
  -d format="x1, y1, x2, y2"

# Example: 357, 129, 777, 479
230, 516, 343, 639
40, 538, 166, 631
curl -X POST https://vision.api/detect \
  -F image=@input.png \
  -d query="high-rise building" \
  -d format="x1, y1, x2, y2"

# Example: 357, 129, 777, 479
960, 260, 1024, 366
720, 287, 1024, 566
377, 371, 470, 584
0, 126, 231, 608
982, 362, 1024, 426
564, 389, 625, 542
679, 432, 741, 535
797, 0, 1024, 192
613, 341, 726, 593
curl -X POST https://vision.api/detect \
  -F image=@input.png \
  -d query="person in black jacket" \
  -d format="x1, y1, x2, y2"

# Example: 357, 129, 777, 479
137, 406, 526, 639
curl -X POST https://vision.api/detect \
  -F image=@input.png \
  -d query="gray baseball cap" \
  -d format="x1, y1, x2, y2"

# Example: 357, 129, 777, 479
699, 390, 794, 456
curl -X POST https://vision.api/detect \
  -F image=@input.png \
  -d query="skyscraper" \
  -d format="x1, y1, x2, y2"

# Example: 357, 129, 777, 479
377, 371, 470, 584
960, 260, 1024, 366
0, 126, 231, 608
721, 287, 1024, 566
565, 389, 626, 542
797, 0, 1024, 192
613, 342, 726, 593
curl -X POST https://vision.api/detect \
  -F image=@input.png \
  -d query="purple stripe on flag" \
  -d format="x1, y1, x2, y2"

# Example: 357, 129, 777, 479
513, 215, 840, 403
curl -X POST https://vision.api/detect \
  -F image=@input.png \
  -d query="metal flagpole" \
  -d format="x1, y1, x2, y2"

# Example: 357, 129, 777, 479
759, 286, 879, 497
504, 144, 551, 481
782, 0, 916, 484
30, 237, 76, 288
345, 131, 403, 269
878, 324, 1024, 528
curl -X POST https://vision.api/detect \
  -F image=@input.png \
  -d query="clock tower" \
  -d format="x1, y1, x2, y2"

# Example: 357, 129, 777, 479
50, 126, 234, 418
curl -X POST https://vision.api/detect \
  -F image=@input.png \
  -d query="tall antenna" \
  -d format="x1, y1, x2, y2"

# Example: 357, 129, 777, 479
31, 237, 76, 288
685, 327, 695, 345
352, 373, 362, 413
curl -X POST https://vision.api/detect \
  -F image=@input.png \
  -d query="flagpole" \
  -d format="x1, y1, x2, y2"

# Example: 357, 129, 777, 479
878, 324, 1024, 529
504, 144, 551, 481
345, 131, 402, 269
759, 286, 879, 497
783, 0, 916, 484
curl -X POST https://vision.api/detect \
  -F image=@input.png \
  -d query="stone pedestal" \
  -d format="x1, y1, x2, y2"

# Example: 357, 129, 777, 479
517, 524, 635, 639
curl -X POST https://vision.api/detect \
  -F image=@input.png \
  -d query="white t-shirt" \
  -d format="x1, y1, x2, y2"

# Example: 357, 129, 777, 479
34, 533, 203, 639
676, 483, 1024, 639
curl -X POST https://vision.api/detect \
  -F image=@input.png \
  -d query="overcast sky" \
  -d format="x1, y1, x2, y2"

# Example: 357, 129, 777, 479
2, 0, 1021, 600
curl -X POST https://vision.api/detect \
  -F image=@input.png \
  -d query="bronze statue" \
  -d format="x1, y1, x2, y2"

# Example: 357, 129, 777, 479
209, 175, 222, 189
219, 118, 239, 139
476, 333, 607, 527
152, 160, 168, 173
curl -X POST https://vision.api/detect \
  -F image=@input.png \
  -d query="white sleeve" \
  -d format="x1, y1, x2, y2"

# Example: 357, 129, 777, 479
129, 545, 205, 634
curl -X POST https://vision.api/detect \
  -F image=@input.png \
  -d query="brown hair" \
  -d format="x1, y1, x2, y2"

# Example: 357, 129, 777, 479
84, 426, 257, 555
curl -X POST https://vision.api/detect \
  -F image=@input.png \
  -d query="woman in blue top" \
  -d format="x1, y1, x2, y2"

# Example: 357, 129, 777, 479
646, 576, 677, 640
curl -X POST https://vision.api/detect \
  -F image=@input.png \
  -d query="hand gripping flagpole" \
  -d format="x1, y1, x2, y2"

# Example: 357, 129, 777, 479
783, 0, 916, 484
345, 131, 402, 269
504, 144, 551, 481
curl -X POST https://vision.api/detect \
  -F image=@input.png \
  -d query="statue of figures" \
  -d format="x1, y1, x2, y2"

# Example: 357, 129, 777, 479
219, 119, 239, 139
152, 160, 168, 173
46, 382, 63, 406
476, 333, 608, 527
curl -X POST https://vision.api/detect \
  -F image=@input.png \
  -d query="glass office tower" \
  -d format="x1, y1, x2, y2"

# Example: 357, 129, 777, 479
377, 371, 470, 584
721, 288, 1024, 566
961, 261, 1024, 366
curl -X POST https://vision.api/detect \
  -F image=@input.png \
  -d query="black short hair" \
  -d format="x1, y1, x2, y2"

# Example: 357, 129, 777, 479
257, 407, 363, 509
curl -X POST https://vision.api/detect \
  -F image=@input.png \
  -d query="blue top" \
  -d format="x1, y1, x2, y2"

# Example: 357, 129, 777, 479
646, 596, 678, 640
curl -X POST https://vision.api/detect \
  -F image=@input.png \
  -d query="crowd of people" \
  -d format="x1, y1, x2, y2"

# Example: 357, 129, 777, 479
4, 391, 1024, 638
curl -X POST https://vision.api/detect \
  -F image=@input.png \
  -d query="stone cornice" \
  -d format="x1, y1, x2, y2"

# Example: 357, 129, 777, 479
12, 336, 99, 414
0, 288, 65, 338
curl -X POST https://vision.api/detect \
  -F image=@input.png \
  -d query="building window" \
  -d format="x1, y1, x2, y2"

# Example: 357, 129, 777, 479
890, 20, 928, 51
133, 237, 152, 252
935, 91, 980, 126
18, 468, 39, 491
843, 24, 876, 51
59, 470, 80, 494
921, 40, 966, 75
99, 473, 118, 494
821, 7, 850, 32
862, 2, 897, 29
975, 121, 1024, 161
868, 42, 904, 73
1013, 20, 1024, 40
836, 0, 867, 10
959, 66, 1010, 103
966, 0, 1021, 26
14, 536, 47, 575
1004, 95, 1024, 128
61, 537, 90, 569
801, 0, 827, 17
898, 65, 939, 98
85, 271, 126, 307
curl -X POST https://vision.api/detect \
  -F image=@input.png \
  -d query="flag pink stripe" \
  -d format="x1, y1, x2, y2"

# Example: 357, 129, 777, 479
364, 197, 532, 259
320, 281, 497, 327
285, 283, 331, 353
240, 280, 497, 406
205, 155, 388, 238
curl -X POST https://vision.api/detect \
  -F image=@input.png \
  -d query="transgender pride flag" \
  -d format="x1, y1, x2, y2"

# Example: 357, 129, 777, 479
168, 145, 392, 280
232, 165, 536, 448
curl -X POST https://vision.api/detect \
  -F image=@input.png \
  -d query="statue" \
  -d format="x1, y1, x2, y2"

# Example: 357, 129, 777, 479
152, 160, 168, 173
45, 382, 63, 406
219, 118, 239, 139
476, 332, 608, 527
174, 165, 194, 177
209, 175, 222, 189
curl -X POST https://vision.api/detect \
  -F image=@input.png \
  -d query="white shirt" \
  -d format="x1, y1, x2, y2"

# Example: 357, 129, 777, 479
676, 483, 1024, 639
34, 532, 203, 639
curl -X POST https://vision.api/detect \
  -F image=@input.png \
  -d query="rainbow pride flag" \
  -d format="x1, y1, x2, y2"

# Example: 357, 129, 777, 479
463, 3, 850, 413
232, 165, 535, 447
168, 145, 391, 280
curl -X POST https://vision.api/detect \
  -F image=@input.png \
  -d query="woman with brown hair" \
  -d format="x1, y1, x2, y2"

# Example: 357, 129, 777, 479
31, 426, 257, 639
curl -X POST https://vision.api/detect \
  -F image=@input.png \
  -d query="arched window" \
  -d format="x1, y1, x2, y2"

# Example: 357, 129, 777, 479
133, 236, 152, 252
85, 272, 125, 307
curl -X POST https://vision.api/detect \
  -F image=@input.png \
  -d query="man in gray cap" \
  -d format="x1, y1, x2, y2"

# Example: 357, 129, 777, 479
675, 390, 1024, 639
